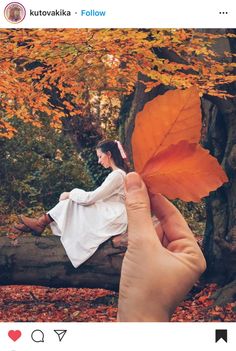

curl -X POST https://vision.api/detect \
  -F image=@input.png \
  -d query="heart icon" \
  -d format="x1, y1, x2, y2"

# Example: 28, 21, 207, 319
8, 330, 22, 342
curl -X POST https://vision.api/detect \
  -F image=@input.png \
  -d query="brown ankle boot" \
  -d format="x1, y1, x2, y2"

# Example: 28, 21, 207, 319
19, 214, 53, 236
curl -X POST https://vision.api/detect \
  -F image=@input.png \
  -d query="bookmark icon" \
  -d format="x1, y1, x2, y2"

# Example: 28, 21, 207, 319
54, 330, 67, 342
215, 329, 227, 343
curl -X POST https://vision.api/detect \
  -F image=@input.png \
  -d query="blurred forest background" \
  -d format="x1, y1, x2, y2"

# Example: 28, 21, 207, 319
0, 28, 235, 321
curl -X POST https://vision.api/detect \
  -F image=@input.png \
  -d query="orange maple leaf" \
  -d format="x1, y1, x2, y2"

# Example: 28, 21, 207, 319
132, 87, 228, 202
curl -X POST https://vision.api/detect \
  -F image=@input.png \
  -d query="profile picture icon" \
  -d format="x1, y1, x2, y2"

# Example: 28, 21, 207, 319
4, 2, 26, 24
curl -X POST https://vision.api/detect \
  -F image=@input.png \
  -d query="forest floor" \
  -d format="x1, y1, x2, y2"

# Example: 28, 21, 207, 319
0, 282, 235, 322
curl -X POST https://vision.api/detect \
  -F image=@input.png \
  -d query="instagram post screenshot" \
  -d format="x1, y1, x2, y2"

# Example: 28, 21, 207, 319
0, 0, 235, 349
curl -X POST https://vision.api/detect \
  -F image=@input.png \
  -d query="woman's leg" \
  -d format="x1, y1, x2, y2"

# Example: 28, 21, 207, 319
14, 213, 53, 236
14, 199, 69, 236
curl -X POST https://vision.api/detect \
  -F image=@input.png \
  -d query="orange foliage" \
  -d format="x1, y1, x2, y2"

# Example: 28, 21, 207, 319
0, 29, 235, 138
132, 88, 228, 202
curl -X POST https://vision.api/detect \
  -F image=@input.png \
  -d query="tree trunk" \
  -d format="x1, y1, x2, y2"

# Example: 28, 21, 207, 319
0, 234, 127, 291
211, 280, 236, 306
201, 97, 236, 285
201, 29, 236, 286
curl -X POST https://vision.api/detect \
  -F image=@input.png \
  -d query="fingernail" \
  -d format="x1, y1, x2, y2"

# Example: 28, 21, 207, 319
125, 172, 142, 192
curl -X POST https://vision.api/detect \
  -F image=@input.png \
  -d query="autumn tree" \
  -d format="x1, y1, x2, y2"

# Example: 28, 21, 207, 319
0, 29, 235, 140
0, 29, 235, 298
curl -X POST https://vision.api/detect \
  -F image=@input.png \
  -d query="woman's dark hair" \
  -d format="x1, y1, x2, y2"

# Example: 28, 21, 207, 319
96, 140, 129, 173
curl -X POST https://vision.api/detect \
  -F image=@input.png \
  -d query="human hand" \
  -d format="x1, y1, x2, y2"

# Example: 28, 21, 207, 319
59, 192, 70, 201
117, 172, 206, 322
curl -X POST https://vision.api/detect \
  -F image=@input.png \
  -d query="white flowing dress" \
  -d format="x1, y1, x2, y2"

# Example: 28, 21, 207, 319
48, 169, 127, 268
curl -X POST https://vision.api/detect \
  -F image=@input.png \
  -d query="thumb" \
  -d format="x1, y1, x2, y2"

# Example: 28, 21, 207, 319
125, 172, 161, 246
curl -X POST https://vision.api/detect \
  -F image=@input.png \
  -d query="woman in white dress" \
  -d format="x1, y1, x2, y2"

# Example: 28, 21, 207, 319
14, 140, 129, 268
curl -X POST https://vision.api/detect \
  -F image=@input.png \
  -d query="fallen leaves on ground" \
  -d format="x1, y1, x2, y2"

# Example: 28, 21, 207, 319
171, 283, 236, 322
0, 283, 235, 322
0, 286, 118, 322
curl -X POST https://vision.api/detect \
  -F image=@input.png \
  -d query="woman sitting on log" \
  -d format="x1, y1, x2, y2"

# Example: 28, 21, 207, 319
14, 140, 129, 268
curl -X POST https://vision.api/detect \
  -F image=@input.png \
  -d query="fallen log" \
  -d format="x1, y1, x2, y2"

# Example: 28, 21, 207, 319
0, 233, 128, 291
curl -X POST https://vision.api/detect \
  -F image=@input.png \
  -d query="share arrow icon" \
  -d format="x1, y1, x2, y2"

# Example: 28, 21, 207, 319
54, 330, 67, 342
